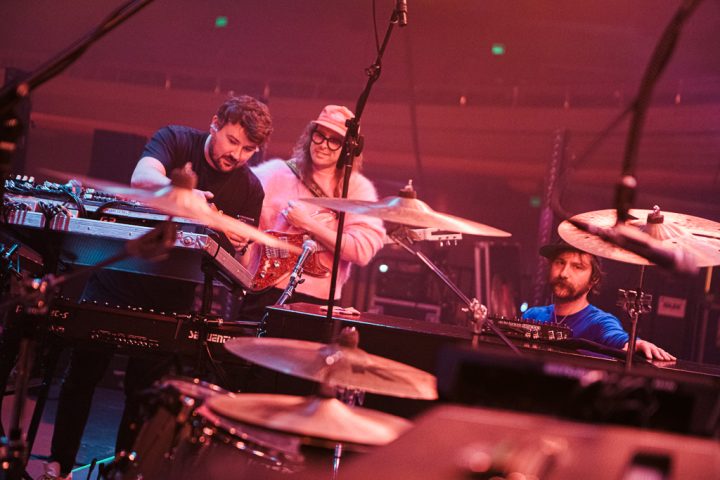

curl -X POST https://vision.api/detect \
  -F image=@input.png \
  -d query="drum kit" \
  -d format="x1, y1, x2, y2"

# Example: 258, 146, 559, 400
114, 335, 427, 479
30, 169, 720, 479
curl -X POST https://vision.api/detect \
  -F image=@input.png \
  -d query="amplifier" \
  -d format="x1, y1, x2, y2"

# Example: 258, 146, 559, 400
436, 344, 720, 437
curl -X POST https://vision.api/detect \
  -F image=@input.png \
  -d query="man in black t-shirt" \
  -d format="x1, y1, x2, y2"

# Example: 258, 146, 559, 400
39, 96, 272, 480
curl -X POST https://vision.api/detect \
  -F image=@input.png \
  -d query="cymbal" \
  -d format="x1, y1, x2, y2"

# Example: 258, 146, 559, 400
224, 337, 438, 400
558, 207, 720, 267
299, 183, 510, 237
206, 394, 412, 446
39, 167, 299, 253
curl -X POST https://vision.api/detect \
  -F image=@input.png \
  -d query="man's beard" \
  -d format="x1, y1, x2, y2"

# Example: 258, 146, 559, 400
550, 277, 592, 303
208, 138, 238, 171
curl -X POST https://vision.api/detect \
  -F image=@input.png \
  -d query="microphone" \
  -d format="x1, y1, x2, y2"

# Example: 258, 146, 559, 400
569, 219, 698, 275
396, 0, 408, 27
289, 239, 318, 282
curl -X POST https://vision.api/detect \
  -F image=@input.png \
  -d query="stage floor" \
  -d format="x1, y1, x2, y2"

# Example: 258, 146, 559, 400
2, 382, 122, 479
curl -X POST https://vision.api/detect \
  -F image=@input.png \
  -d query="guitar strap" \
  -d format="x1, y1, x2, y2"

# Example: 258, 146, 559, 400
286, 159, 328, 198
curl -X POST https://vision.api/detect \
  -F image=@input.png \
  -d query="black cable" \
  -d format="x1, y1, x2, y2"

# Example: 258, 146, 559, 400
58, 185, 87, 218
372, 1, 381, 53
0, 0, 155, 117
93, 199, 136, 219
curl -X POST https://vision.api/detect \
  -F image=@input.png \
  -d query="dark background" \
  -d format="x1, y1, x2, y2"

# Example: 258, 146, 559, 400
2, 0, 720, 361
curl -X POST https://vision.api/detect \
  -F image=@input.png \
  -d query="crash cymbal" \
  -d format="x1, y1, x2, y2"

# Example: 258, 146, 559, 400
558, 207, 720, 267
224, 336, 438, 400
299, 182, 510, 237
206, 394, 412, 446
39, 166, 299, 252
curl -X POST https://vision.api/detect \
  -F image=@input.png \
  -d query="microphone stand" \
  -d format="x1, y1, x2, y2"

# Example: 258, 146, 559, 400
323, 2, 407, 343
614, 0, 704, 224
0, 0, 155, 199
548, 0, 704, 229
544, 1, 704, 369
610, 0, 703, 364
257, 241, 316, 337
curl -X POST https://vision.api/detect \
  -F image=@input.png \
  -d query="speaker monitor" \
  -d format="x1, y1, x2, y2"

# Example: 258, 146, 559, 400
436, 344, 720, 438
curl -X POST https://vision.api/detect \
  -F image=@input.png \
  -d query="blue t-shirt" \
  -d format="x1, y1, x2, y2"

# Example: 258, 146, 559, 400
522, 304, 629, 349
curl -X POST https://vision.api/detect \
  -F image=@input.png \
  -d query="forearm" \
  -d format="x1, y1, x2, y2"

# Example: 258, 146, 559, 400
131, 157, 171, 188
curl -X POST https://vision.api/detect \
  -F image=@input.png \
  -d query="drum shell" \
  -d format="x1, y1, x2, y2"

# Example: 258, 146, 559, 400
124, 377, 230, 479
162, 404, 305, 479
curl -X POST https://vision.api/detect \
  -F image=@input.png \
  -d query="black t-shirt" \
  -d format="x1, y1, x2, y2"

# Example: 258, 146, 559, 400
142, 125, 264, 228
84, 125, 265, 311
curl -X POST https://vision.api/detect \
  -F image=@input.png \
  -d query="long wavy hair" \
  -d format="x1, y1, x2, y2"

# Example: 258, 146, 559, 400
291, 122, 363, 197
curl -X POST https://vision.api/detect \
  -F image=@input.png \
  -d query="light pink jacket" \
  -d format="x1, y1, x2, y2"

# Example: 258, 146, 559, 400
250, 159, 385, 299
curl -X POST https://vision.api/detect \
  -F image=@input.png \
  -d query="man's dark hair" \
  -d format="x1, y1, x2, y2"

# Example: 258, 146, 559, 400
215, 95, 273, 146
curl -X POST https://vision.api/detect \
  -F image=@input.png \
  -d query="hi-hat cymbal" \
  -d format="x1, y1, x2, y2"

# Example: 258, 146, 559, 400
206, 394, 412, 446
558, 207, 720, 267
224, 337, 438, 400
39, 167, 299, 252
299, 183, 510, 237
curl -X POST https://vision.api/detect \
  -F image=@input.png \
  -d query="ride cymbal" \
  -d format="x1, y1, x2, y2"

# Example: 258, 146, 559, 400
558, 206, 720, 267
299, 182, 510, 237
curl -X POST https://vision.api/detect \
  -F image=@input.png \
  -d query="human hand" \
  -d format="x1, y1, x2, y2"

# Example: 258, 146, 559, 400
224, 229, 248, 250
282, 200, 315, 230
193, 189, 214, 203
626, 339, 676, 361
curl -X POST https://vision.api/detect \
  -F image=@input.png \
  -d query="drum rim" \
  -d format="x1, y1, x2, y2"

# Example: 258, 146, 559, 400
192, 404, 305, 467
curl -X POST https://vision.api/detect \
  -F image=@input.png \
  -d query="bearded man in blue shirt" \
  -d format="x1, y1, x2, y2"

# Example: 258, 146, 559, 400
523, 242, 675, 361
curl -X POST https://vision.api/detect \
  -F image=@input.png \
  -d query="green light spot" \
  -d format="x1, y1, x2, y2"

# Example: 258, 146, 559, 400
491, 43, 505, 56
530, 196, 541, 208
215, 16, 228, 28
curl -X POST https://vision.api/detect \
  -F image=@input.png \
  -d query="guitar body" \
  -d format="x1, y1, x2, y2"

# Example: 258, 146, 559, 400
250, 231, 330, 292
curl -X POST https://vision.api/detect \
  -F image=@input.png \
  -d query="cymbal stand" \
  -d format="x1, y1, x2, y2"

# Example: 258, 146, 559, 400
693, 267, 715, 363
616, 266, 652, 371
318, 328, 365, 480
323, 1, 407, 343
389, 233, 522, 356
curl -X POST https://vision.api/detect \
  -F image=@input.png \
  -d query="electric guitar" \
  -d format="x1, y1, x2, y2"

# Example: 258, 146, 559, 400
249, 228, 462, 292
249, 231, 330, 292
